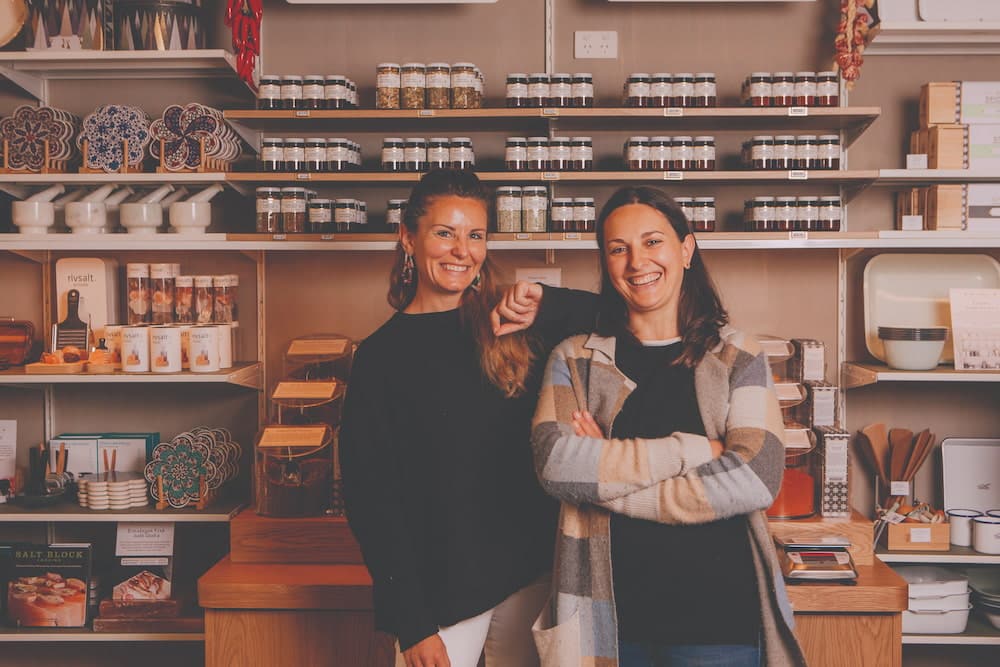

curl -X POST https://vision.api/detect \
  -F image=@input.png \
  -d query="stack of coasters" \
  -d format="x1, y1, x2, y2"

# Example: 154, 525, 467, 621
78, 472, 148, 510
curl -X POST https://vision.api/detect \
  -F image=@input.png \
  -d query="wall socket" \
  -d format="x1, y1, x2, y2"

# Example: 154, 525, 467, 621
574, 30, 618, 59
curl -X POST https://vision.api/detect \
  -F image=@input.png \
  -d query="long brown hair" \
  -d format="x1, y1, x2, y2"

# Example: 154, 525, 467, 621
595, 186, 729, 367
388, 169, 534, 398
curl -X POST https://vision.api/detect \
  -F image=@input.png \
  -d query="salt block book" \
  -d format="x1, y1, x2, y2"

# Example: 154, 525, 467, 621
6, 543, 92, 627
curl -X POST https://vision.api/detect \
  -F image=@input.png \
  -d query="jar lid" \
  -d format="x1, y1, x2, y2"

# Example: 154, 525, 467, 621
820, 196, 842, 202
776, 196, 798, 203
522, 186, 547, 194
694, 135, 715, 142
304, 74, 323, 79
528, 136, 549, 142
334, 201, 351, 208
384, 137, 404, 143
402, 62, 426, 69
428, 136, 450, 143
285, 137, 305, 143
213, 275, 234, 287
325, 74, 347, 80
628, 72, 651, 80
377, 62, 401, 69
775, 135, 796, 141
818, 70, 838, 77
571, 136, 592, 142
194, 275, 213, 286
750, 71, 772, 78
798, 134, 818, 140
819, 134, 841, 141
550, 136, 571, 143
506, 136, 528, 143
281, 75, 303, 81
629, 135, 651, 142
695, 72, 716, 78
149, 262, 172, 273
753, 196, 776, 202
281, 187, 307, 193
795, 71, 817, 77
648, 135, 670, 142
126, 263, 150, 277
674, 72, 694, 79
261, 74, 280, 81
175, 276, 193, 287
507, 72, 527, 78
404, 137, 427, 143
496, 186, 522, 193
256, 187, 281, 194
310, 198, 332, 204
552, 197, 574, 204
572, 73, 593, 79
528, 72, 549, 79
675, 197, 694, 203
262, 136, 284, 144
574, 197, 595, 204
674, 135, 693, 142
452, 62, 476, 68
452, 137, 472, 143
428, 62, 450, 69
752, 135, 775, 141
797, 196, 821, 202
694, 196, 715, 203
388, 199, 408, 207
306, 137, 327, 143
774, 71, 795, 77
551, 72, 572, 80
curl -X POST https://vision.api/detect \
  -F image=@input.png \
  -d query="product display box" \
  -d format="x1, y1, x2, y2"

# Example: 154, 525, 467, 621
906, 184, 1000, 231
5, 543, 92, 628
50, 433, 159, 477
815, 427, 850, 519
910, 123, 1000, 171
921, 81, 1000, 127
789, 339, 825, 383
54, 257, 119, 341
887, 522, 950, 551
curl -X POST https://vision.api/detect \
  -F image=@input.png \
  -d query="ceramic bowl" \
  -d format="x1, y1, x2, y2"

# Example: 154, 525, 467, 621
169, 201, 211, 234
64, 201, 108, 234
120, 202, 164, 235
882, 338, 946, 371
11, 201, 55, 234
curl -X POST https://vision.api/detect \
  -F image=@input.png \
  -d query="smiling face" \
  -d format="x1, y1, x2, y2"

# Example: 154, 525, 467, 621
603, 203, 695, 333
400, 194, 488, 312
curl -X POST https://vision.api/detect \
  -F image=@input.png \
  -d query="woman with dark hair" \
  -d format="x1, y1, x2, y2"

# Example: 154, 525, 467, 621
531, 187, 807, 667
340, 169, 597, 667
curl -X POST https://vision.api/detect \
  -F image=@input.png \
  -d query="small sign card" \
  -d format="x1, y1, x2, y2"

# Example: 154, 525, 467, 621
950, 288, 1000, 370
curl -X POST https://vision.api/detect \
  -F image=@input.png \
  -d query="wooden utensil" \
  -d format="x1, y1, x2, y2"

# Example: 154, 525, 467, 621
854, 430, 883, 485
861, 423, 890, 487
889, 428, 914, 484
902, 429, 934, 482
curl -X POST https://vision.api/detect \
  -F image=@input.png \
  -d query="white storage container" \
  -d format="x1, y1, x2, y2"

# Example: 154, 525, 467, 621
902, 606, 972, 634
894, 565, 971, 634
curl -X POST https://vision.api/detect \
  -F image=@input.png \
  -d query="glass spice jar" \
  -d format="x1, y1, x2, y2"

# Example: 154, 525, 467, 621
672, 73, 695, 107
751, 135, 775, 170
748, 72, 772, 107
775, 196, 798, 232
149, 263, 174, 325
574, 197, 596, 233
572, 73, 594, 108
256, 187, 282, 233
527, 73, 550, 108
693, 136, 716, 171
260, 137, 284, 172
426, 63, 451, 109
521, 186, 548, 232
281, 187, 307, 233
692, 197, 716, 232
382, 138, 405, 172
283, 138, 305, 173
796, 135, 818, 170
626, 136, 650, 170
772, 136, 797, 170
213, 275, 236, 324
404, 138, 427, 172
427, 138, 451, 170
280, 75, 304, 110
376, 63, 401, 109
496, 186, 522, 233
549, 73, 572, 107
303, 75, 325, 110
126, 263, 151, 325
350, 140, 363, 170
675, 197, 695, 222
797, 197, 820, 232
258, 75, 281, 110
651, 74, 672, 108
693, 73, 717, 108
308, 198, 333, 233
527, 137, 549, 171
401, 63, 426, 110
332, 200, 351, 232
816, 135, 841, 170
357, 201, 369, 231
816, 71, 839, 106
348, 80, 359, 108
194, 276, 214, 324
570, 137, 593, 170
325, 75, 349, 110
386, 199, 406, 232
550, 197, 574, 233
794, 72, 817, 107
626, 73, 651, 107
472, 66, 484, 109
672, 136, 694, 171
649, 136, 671, 170
766, 444, 817, 519
506, 73, 529, 108
819, 196, 842, 231
750, 196, 776, 232
305, 138, 327, 172
772, 72, 795, 107
174, 275, 194, 324
548, 137, 572, 171
451, 63, 477, 109
450, 138, 474, 169
505, 137, 528, 171
327, 138, 351, 172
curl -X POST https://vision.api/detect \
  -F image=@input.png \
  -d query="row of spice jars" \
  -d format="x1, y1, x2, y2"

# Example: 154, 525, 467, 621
506, 73, 594, 108
495, 187, 595, 233
743, 196, 843, 232
624, 73, 717, 108
377, 62, 484, 110
256, 187, 370, 234
257, 74, 359, 111
382, 137, 475, 172
505, 137, 593, 171
260, 137, 362, 173
740, 72, 839, 107
674, 197, 718, 233
126, 264, 238, 326
742, 135, 841, 170
624, 136, 716, 171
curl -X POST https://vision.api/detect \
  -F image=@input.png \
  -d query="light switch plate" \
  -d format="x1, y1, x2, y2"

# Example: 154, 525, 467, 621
574, 31, 618, 59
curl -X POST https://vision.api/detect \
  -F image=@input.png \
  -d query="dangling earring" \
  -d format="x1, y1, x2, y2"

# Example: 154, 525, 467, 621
471, 273, 481, 290
402, 253, 415, 285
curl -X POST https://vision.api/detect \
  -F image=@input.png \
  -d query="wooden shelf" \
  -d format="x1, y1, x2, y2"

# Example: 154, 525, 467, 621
0, 49, 247, 100
0, 498, 245, 523
902, 615, 1000, 646
878, 169, 1000, 185
0, 362, 261, 389
0, 172, 232, 199
842, 362, 1000, 389
878, 545, 1000, 565
0, 626, 204, 643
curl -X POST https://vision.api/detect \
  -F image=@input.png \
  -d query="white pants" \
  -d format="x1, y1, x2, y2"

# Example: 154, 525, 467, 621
395, 574, 550, 667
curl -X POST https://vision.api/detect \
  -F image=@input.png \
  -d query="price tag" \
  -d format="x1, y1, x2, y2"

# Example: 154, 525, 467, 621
788, 107, 809, 117
788, 170, 808, 180
296, 173, 311, 180
664, 107, 684, 117
541, 108, 559, 116
664, 171, 684, 181
272, 234, 287, 241
417, 109, 435, 117
542, 172, 560, 180
884, 511, 906, 524
320, 234, 334, 241
789, 231, 809, 241
294, 110, 310, 117
890, 480, 912, 497
515, 233, 533, 240
908, 527, 932, 543
563, 232, 581, 240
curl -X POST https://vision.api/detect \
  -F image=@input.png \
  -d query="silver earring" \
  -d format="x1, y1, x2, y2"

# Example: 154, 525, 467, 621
471, 274, 481, 290
402, 253, 415, 285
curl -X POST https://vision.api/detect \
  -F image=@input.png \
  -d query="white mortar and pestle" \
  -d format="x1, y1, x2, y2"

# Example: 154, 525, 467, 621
169, 184, 223, 234
119, 184, 176, 235
66, 185, 135, 234
12, 184, 66, 234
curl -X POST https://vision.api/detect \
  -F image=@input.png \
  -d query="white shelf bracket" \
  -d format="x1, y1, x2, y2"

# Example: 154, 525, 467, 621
7, 249, 46, 264
0, 183, 30, 199
227, 120, 260, 154
0, 66, 44, 100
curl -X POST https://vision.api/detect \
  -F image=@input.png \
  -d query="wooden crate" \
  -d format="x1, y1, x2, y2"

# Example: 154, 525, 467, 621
920, 82, 961, 127
886, 522, 950, 551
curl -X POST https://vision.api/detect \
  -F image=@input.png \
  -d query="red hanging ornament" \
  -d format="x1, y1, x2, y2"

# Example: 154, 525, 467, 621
226, 0, 263, 91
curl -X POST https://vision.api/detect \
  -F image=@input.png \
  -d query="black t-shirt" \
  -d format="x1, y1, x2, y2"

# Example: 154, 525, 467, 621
610, 335, 761, 646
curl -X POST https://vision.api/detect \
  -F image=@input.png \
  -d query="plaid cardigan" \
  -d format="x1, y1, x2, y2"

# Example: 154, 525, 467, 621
530, 327, 808, 667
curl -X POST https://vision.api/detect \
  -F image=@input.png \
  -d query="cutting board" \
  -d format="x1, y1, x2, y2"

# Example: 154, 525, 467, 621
24, 361, 85, 374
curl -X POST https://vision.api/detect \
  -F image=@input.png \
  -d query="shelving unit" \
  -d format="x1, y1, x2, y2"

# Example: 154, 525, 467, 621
878, 546, 1000, 566
0, 627, 204, 643
0, 362, 261, 389
0, 498, 245, 523
841, 363, 1000, 390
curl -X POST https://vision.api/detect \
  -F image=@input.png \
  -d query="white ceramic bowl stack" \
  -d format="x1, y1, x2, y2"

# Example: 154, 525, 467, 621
892, 565, 971, 634
878, 326, 948, 371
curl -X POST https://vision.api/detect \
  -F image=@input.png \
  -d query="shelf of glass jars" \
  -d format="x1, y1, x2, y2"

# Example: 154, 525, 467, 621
841, 362, 1000, 390
877, 545, 1000, 566
223, 107, 881, 145
0, 625, 205, 643
0, 49, 250, 101
0, 497, 245, 524
0, 362, 261, 389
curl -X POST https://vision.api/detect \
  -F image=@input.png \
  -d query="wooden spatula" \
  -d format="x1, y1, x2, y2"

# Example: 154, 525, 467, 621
54, 289, 88, 353
889, 428, 914, 484
861, 423, 890, 487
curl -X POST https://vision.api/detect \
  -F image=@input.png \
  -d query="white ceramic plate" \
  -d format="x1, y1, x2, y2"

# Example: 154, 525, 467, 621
863, 254, 1000, 363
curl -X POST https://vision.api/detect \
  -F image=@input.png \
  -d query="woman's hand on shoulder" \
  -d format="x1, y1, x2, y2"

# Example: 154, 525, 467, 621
491, 280, 544, 336
572, 410, 605, 438
403, 634, 451, 667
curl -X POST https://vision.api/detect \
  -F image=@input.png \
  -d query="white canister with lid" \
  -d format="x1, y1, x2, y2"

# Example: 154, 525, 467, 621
103, 324, 123, 367
150, 325, 182, 373
216, 323, 233, 369
189, 325, 220, 373
121, 325, 150, 373
973, 515, 1000, 554
946, 509, 983, 547
177, 324, 193, 370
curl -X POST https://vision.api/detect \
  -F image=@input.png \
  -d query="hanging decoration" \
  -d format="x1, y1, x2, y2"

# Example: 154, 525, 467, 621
226, 0, 262, 91
835, 0, 878, 90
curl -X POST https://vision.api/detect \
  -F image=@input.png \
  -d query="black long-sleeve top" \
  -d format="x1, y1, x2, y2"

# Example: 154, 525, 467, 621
339, 286, 597, 650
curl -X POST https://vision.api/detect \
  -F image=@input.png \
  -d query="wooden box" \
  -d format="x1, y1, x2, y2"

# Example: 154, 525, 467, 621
920, 82, 961, 127
886, 522, 950, 551
910, 125, 967, 169
925, 185, 966, 229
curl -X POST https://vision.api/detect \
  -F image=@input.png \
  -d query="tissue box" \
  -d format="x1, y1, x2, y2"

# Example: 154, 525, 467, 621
887, 522, 950, 551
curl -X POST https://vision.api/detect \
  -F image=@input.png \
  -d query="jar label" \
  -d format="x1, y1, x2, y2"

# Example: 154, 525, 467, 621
749, 82, 772, 98
550, 82, 571, 97
335, 209, 354, 223
452, 72, 476, 88
328, 146, 351, 161
281, 200, 306, 213
450, 147, 474, 161
548, 145, 571, 160
303, 84, 324, 98
257, 199, 281, 214
496, 198, 522, 211
651, 82, 672, 97
325, 83, 348, 99
401, 72, 426, 87
817, 81, 838, 96
382, 147, 405, 161
428, 147, 450, 162
571, 82, 594, 97
773, 81, 794, 97
377, 73, 401, 88
694, 82, 716, 96
693, 146, 716, 160
571, 147, 594, 160
648, 145, 670, 161
281, 84, 303, 99
284, 147, 305, 161
261, 146, 282, 162
818, 144, 840, 161
505, 147, 527, 161
528, 82, 550, 98
309, 209, 332, 224
751, 145, 773, 161
427, 72, 450, 87
627, 82, 650, 97
404, 147, 426, 162
258, 83, 280, 99
673, 81, 694, 95
305, 147, 326, 161
507, 82, 528, 98
794, 81, 817, 97
626, 146, 649, 161
526, 146, 549, 161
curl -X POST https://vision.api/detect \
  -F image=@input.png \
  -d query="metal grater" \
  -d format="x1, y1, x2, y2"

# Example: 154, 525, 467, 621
54, 289, 89, 352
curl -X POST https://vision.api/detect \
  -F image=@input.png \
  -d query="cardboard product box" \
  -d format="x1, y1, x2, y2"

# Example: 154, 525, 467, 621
805, 382, 838, 428
48, 436, 100, 478
815, 427, 850, 518
921, 81, 1000, 127
887, 522, 950, 551
54, 258, 119, 341
51, 433, 159, 477
968, 124, 1000, 170
789, 339, 826, 383
965, 184, 1000, 232
6, 543, 92, 627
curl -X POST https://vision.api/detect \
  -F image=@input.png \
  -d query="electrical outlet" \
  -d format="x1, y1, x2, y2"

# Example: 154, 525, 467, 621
574, 31, 618, 60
